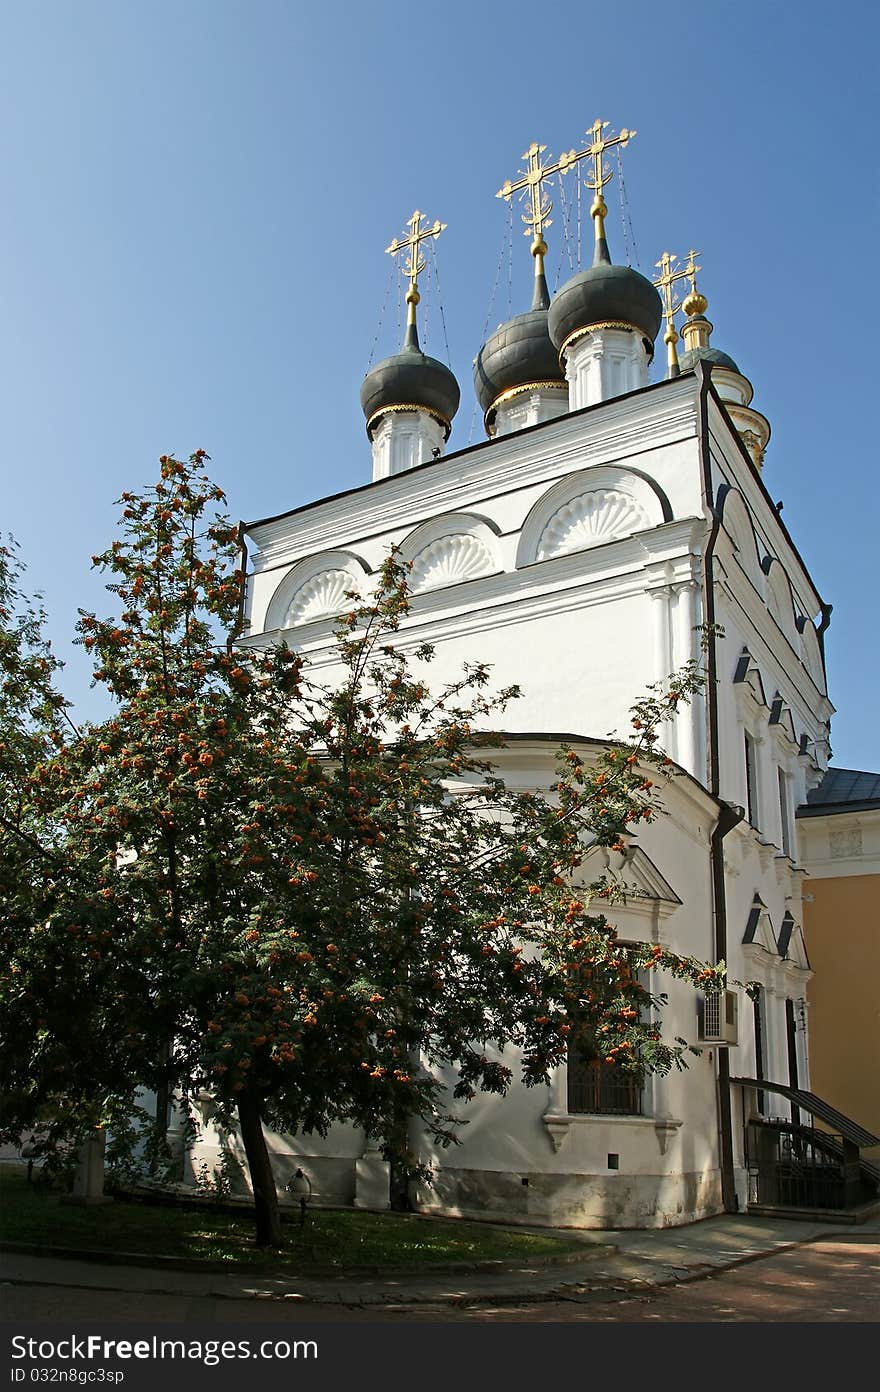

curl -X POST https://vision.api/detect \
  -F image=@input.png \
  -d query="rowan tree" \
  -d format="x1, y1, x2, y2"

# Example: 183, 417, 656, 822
0, 454, 724, 1247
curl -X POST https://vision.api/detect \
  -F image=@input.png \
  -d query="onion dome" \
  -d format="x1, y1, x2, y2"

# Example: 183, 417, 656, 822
360, 296, 460, 440
678, 328, 740, 374
473, 256, 566, 432
548, 236, 662, 361
678, 280, 768, 470
361, 211, 460, 442
678, 287, 740, 374
548, 169, 662, 363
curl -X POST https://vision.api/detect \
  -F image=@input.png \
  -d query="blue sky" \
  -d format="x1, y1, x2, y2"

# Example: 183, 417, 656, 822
2, 0, 878, 769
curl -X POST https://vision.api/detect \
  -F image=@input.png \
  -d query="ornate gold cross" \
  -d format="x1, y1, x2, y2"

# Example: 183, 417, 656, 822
496, 141, 557, 254
561, 119, 636, 195
557, 119, 636, 250
385, 210, 447, 298
653, 249, 700, 376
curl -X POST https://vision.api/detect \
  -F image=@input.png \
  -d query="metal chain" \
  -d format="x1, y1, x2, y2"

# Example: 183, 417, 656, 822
427, 237, 453, 367
616, 147, 640, 269
468, 205, 512, 444
366, 257, 397, 366
576, 171, 582, 268
556, 176, 576, 291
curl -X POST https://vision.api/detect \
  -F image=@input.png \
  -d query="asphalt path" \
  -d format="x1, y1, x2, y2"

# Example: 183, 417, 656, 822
2, 1236, 877, 1322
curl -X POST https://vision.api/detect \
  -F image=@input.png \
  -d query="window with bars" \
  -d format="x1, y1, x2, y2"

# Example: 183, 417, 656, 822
566, 1048, 643, 1116
565, 946, 646, 1117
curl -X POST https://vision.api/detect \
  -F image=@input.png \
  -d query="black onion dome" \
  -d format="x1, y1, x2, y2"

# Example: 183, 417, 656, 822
548, 258, 662, 359
679, 344, 741, 374
474, 270, 566, 419
360, 321, 460, 439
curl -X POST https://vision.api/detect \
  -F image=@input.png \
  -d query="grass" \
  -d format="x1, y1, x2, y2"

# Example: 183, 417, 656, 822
0, 1167, 587, 1270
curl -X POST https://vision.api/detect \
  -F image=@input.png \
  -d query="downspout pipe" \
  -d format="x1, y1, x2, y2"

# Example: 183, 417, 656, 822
696, 362, 746, 1213
235, 524, 250, 647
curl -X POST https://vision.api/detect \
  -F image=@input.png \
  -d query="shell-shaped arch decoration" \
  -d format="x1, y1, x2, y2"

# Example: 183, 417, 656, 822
285, 569, 362, 626
409, 533, 495, 594
718, 487, 764, 595
763, 557, 799, 649
536, 488, 651, 561
516, 465, 670, 568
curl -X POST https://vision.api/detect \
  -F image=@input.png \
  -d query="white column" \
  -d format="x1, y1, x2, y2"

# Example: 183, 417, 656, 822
670, 575, 704, 779
371, 410, 446, 481
564, 328, 650, 410
646, 575, 676, 761
763, 979, 783, 1093
795, 992, 811, 1091
492, 386, 568, 437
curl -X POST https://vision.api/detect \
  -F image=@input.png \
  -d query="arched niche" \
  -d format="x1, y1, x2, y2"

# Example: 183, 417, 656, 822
265, 550, 371, 630
717, 486, 764, 594
517, 466, 670, 568
761, 556, 799, 649
397, 513, 501, 596
797, 615, 827, 694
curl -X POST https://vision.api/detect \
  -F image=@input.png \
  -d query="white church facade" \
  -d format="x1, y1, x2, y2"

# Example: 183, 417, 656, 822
189, 125, 877, 1227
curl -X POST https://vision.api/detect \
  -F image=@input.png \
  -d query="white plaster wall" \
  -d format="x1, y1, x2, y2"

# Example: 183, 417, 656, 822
225, 374, 833, 1225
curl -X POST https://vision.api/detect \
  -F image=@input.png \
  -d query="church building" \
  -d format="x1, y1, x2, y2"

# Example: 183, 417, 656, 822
193, 122, 878, 1227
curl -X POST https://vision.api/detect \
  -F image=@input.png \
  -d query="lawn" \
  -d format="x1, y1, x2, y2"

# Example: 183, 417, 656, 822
0, 1167, 588, 1270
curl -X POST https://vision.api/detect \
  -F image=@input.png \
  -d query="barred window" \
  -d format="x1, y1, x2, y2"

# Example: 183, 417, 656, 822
566, 1046, 643, 1116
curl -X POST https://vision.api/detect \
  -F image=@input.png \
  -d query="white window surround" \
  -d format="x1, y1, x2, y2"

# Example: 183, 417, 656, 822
732, 647, 769, 721
777, 765, 794, 859
744, 728, 761, 831
541, 943, 681, 1152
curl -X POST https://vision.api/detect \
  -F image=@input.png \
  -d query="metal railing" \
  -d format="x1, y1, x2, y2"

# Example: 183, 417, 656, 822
745, 1120, 848, 1209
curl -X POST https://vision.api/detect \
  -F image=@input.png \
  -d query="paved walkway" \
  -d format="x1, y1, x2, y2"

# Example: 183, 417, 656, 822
4, 1214, 878, 1308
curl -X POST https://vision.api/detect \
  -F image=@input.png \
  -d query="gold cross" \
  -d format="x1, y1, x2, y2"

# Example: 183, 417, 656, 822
561, 118, 636, 196
385, 210, 447, 297
496, 141, 557, 253
557, 119, 636, 251
653, 250, 700, 376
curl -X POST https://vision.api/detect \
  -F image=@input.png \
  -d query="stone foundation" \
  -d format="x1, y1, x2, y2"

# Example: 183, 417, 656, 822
414, 1166, 723, 1229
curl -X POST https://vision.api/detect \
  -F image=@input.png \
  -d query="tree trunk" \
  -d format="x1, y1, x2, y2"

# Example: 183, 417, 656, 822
387, 1103, 413, 1213
237, 1091, 283, 1248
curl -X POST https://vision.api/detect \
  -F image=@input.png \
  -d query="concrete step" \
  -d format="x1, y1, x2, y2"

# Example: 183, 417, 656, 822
746, 1198, 880, 1225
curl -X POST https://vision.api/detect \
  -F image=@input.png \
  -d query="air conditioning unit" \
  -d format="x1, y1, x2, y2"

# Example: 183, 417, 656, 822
697, 990, 738, 1045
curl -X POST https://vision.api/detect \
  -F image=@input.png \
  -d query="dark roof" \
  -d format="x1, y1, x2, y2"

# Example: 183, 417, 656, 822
548, 260, 663, 356
796, 766, 880, 818
360, 343, 460, 438
679, 344, 740, 374
731, 1079, 880, 1148
473, 306, 566, 417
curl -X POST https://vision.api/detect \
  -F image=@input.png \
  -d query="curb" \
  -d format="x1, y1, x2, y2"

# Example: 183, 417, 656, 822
0, 1238, 609, 1281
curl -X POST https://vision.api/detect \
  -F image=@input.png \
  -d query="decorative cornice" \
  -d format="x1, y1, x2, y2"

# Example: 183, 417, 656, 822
256, 519, 706, 661
366, 402, 451, 440
489, 380, 568, 414
246, 380, 701, 572
559, 320, 643, 363
705, 394, 823, 616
